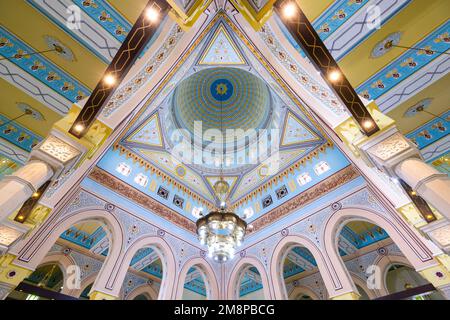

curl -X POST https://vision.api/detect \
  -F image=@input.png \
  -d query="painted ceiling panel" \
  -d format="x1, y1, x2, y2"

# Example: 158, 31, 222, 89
388, 74, 450, 134
0, 0, 106, 90
107, 0, 150, 23
0, 78, 61, 137
339, 0, 449, 87
297, 0, 336, 21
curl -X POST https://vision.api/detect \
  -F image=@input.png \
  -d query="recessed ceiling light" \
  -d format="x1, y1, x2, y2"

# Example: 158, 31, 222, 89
73, 123, 85, 133
145, 7, 159, 22
362, 120, 375, 130
328, 70, 341, 82
103, 74, 116, 86
282, 2, 297, 19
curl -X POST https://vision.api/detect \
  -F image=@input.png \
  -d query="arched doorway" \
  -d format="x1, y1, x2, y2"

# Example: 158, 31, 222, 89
283, 246, 328, 300
228, 257, 272, 300
385, 264, 444, 300
175, 258, 219, 300
7, 216, 118, 300
119, 246, 162, 300
6, 263, 64, 300
133, 293, 151, 300
181, 266, 208, 300
107, 236, 176, 300
324, 208, 439, 300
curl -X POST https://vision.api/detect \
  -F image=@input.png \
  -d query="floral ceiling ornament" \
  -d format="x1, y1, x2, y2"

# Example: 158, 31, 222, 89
16, 102, 45, 121
371, 32, 401, 58
404, 98, 433, 117
43, 35, 76, 62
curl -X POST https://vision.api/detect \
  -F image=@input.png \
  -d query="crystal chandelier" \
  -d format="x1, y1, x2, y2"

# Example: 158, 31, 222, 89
197, 179, 247, 263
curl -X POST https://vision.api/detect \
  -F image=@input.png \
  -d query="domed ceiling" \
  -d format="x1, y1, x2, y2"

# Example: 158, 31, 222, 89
171, 67, 273, 139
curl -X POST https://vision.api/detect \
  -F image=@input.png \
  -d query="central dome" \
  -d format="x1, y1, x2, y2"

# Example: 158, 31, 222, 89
172, 67, 272, 137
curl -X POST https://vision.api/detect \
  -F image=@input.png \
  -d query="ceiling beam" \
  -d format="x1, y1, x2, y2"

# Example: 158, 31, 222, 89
69, 0, 171, 138
274, 0, 380, 136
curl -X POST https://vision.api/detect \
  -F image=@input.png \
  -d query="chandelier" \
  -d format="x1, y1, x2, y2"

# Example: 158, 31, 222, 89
197, 179, 247, 263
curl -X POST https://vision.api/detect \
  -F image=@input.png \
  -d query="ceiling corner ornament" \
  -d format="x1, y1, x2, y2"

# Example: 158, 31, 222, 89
43, 35, 76, 62
371, 32, 401, 59
404, 98, 433, 118
38, 135, 81, 164
367, 133, 410, 161
16, 102, 45, 121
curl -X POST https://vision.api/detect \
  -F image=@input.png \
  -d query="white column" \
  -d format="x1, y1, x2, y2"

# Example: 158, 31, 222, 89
0, 160, 54, 221
395, 158, 450, 220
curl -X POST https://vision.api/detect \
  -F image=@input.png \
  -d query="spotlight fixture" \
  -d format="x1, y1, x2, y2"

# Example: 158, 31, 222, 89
103, 74, 116, 86
282, 2, 297, 19
362, 120, 375, 130
328, 70, 341, 82
73, 123, 85, 133
145, 7, 160, 22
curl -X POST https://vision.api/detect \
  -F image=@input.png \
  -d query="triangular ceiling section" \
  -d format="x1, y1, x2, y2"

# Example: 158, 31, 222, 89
205, 176, 239, 198
124, 112, 164, 149
135, 149, 215, 202
281, 111, 322, 147
197, 23, 247, 66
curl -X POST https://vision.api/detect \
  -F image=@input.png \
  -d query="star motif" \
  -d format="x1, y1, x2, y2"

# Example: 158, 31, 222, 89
216, 83, 228, 95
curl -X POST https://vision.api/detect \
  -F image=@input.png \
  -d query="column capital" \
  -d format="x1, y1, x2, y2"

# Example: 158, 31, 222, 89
355, 126, 421, 176
420, 219, 450, 253
30, 130, 85, 178
0, 220, 30, 254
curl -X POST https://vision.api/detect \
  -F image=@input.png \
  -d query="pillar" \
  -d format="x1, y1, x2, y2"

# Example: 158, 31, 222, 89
395, 158, 450, 220
0, 161, 54, 221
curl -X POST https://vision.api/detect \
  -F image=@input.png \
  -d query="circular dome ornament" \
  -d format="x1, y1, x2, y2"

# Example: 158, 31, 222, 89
371, 32, 401, 58
44, 35, 76, 61
404, 98, 433, 117
172, 67, 272, 139
16, 102, 45, 121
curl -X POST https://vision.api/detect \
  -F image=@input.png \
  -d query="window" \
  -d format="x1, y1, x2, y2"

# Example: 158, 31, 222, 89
134, 173, 149, 187
314, 161, 330, 176
297, 172, 312, 186
116, 162, 132, 176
